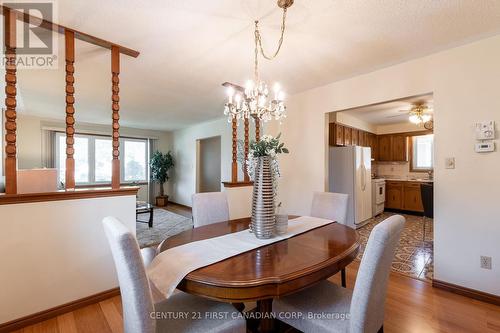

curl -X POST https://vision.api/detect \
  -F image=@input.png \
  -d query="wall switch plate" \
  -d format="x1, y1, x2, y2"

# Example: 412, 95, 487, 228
475, 142, 495, 153
481, 256, 492, 270
445, 157, 455, 169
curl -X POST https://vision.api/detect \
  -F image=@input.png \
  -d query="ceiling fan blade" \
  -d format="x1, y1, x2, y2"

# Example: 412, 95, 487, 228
386, 114, 407, 119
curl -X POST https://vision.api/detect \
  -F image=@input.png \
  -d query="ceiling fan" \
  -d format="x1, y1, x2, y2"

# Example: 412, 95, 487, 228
386, 103, 433, 129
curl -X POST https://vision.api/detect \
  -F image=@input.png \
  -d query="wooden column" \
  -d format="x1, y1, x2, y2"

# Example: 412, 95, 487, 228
65, 30, 76, 189
231, 118, 238, 183
111, 46, 121, 189
243, 118, 250, 181
254, 115, 261, 142
4, 8, 17, 194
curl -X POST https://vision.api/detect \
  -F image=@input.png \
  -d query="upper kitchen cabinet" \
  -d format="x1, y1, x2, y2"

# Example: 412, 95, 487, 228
378, 134, 408, 161
378, 135, 392, 161
392, 135, 408, 161
351, 128, 359, 146
343, 127, 352, 146
328, 123, 344, 146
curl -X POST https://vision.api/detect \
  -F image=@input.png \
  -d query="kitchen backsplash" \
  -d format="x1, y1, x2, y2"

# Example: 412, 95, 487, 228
374, 161, 432, 180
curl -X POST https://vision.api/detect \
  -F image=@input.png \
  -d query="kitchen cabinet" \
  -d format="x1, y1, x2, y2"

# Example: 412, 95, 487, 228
385, 181, 425, 213
377, 134, 408, 162
344, 127, 352, 146
403, 182, 424, 212
385, 181, 403, 209
378, 136, 392, 161
392, 135, 408, 161
334, 123, 344, 146
358, 131, 366, 147
329, 122, 376, 150
351, 129, 358, 146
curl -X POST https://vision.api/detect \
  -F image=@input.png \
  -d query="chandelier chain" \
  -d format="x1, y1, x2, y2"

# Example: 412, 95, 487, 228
254, 8, 288, 80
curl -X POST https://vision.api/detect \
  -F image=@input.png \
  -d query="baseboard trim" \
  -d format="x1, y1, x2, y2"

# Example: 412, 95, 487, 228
0, 288, 120, 332
168, 201, 192, 209
433, 279, 500, 306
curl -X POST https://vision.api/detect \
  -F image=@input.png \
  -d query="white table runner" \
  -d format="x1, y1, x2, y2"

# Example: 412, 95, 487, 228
147, 216, 334, 298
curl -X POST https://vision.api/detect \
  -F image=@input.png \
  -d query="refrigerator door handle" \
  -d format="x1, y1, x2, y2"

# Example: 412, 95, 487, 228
361, 165, 366, 191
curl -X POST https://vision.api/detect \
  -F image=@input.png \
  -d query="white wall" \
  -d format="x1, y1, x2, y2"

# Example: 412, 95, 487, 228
171, 117, 256, 208
0, 195, 136, 324
267, 34, 500, 296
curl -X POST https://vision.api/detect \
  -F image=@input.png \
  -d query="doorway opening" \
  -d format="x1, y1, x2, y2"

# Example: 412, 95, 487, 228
327, 93, 434, 282
196, 136, 222, 193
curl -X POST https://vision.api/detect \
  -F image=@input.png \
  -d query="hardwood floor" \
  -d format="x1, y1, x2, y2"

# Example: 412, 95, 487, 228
162, 202, 192, 219
14, 262, 500, 333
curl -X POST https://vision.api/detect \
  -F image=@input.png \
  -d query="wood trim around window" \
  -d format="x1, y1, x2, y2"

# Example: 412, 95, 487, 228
409, 132, 434, 173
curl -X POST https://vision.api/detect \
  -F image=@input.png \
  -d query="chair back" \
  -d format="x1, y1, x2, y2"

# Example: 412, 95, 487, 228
103, 217, 155, 333
350, 215, 405, 333
310, 191, 349, 224
420, 183, 434, 218
192, 192, 230, 228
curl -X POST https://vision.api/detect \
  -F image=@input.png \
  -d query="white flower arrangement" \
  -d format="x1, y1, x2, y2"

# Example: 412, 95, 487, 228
246, 133, 289, 205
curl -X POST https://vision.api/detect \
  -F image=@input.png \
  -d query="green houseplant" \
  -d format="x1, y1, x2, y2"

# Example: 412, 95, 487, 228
150, 151, 175, 207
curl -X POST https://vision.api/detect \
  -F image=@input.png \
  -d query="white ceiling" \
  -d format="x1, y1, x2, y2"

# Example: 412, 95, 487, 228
7, 0, 500, 130
340, 95, 434, 125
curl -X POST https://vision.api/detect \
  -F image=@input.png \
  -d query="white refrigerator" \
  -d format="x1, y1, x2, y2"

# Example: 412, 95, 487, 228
329, 146, 373, 229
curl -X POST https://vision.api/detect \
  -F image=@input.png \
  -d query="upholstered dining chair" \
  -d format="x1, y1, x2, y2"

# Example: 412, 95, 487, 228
311, 191, 349, 286
311, 192, 349, 224
192, 192, 230, 228
273, 215, 405, 333
102, 217, 245, 333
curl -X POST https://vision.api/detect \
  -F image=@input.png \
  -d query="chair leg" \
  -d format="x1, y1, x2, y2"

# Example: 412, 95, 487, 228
378, 325, 384, 333
341, 268, 346, 287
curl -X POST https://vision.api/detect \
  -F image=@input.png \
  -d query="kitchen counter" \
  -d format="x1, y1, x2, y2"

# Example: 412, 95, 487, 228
374, 176, 433, 183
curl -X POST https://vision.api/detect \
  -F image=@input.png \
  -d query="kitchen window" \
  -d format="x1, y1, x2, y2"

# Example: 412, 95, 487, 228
55, 133, 149, 185
411, 134, 434, 171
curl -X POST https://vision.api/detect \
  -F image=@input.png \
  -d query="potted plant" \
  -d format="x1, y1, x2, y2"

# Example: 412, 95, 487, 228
150, 151, 174, 207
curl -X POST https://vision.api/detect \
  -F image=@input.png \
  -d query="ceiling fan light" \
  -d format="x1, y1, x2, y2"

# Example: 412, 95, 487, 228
409, 114, 420, 124
422, 114, 432, 122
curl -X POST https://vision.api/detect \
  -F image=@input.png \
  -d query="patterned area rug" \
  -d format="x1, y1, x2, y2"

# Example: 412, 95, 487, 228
356, 212, 433, 282
136, 209, 193, 248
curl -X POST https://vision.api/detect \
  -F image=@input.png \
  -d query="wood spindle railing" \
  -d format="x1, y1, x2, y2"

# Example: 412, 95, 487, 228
231, 118, 238, 183
111, 46, 121, 189
4, 7, 17, 195
244, 118, 250, 181
254, 116, 261, 142
64, 30, 76, 189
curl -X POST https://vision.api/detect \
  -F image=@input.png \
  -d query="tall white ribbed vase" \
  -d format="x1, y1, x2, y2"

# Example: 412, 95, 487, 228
251, 156, 276, 239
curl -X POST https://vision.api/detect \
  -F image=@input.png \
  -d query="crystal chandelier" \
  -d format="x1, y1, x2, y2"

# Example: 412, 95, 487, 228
223, 0, 293, 123
409, 104, 432, 125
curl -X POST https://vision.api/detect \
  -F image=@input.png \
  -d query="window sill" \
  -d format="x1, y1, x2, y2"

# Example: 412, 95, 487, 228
0, 187, 140, 205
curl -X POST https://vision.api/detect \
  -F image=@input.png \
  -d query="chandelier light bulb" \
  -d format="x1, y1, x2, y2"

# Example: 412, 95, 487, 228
278, 91, 285, 101
422, 114, 431, 122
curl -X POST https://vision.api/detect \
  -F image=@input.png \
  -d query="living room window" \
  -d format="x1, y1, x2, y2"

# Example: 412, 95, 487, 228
411, 134, 434, 171
55, 133, 149, 185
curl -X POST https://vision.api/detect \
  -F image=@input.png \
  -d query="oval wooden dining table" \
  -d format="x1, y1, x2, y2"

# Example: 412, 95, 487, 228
158, 216, 360, 332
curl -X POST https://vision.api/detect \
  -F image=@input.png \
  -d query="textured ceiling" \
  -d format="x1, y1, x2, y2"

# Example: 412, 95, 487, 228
6, 0, 500, 130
